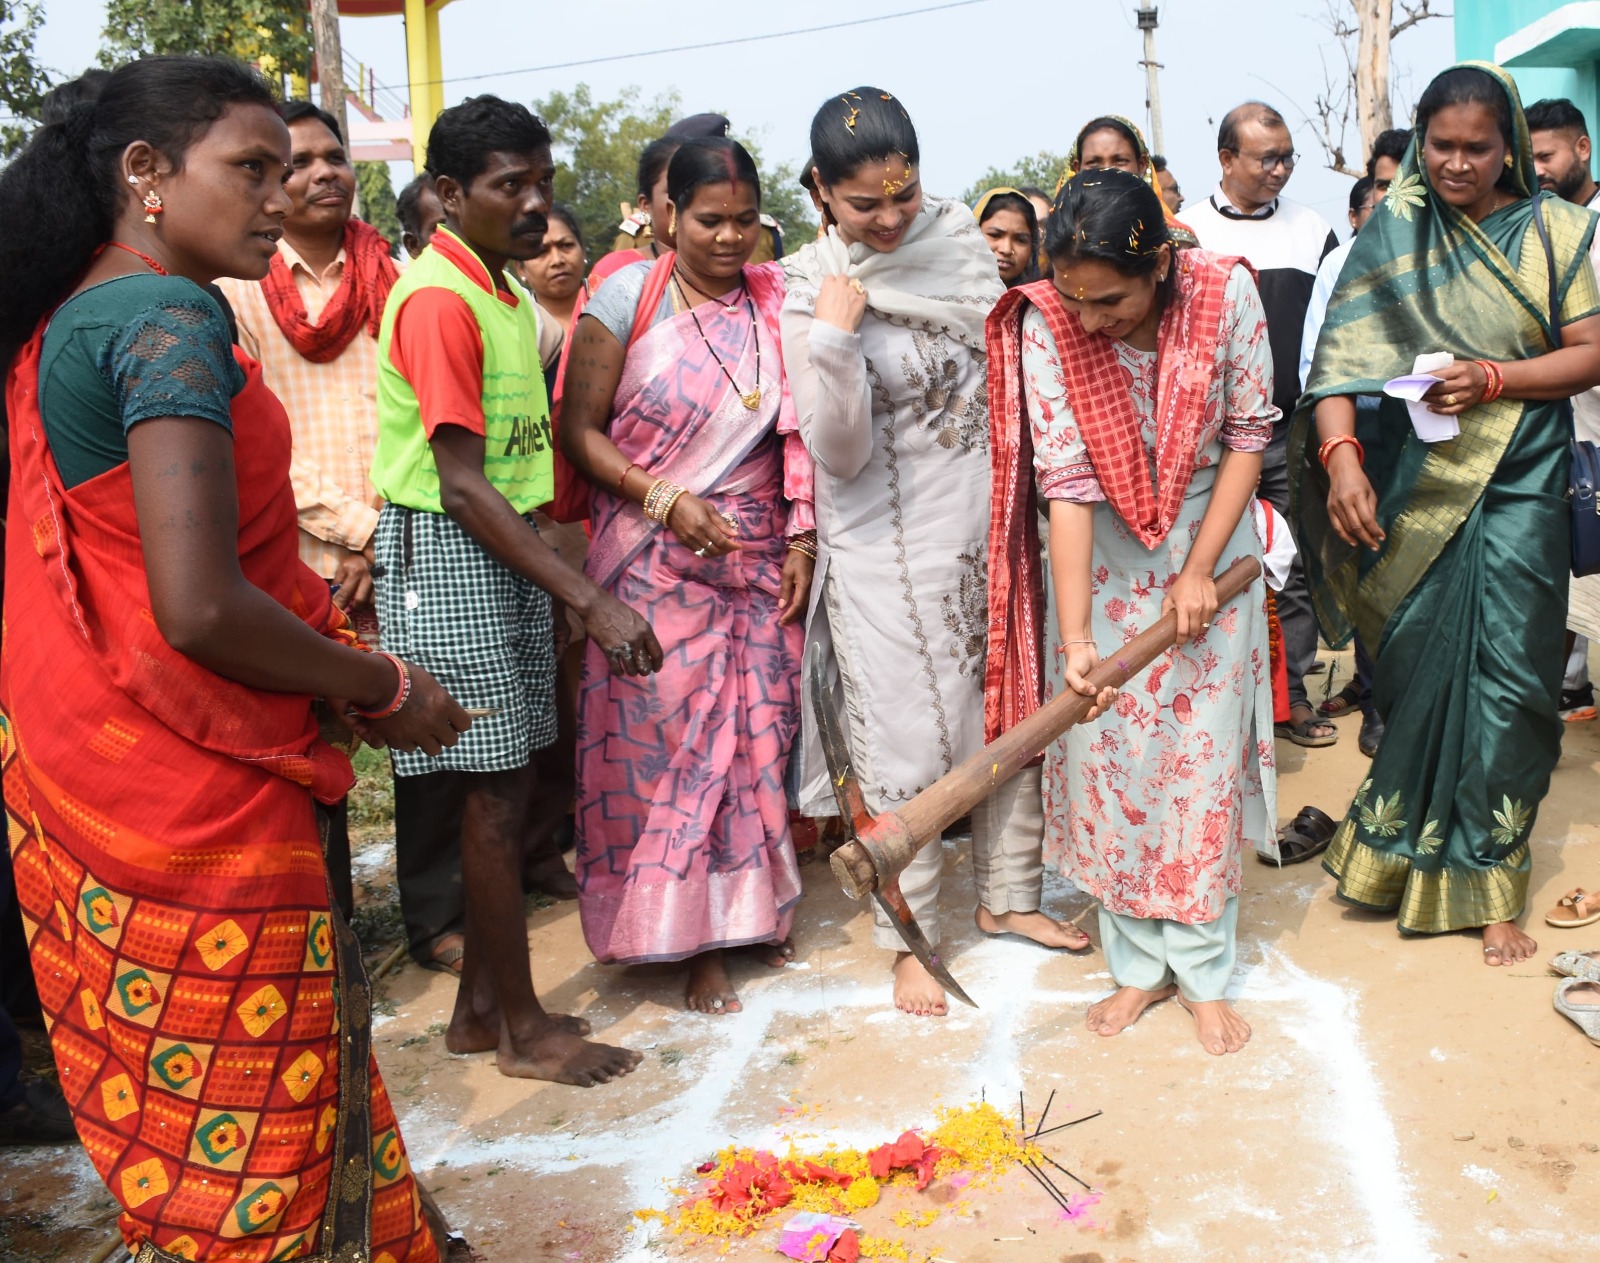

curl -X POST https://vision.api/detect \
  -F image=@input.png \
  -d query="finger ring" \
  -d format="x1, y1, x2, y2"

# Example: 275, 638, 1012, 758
711, 997, 725, 1009
695, 545, 709, 557
1444, 393, 1458, 406
1200, 622, 1211, 629
851, 279, 865, 293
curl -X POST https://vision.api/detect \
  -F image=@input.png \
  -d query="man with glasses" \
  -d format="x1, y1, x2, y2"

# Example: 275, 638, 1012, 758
1184, 101, 1340, 753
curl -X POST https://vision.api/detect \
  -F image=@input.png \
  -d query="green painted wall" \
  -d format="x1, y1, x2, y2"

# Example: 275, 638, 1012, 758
1456, 0, 1600, 162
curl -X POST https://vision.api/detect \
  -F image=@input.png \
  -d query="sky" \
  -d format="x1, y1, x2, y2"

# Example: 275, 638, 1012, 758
33, 0, 1460, 233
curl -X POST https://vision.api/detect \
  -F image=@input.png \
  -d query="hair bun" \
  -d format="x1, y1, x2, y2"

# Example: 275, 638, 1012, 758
62, 100, 96, 147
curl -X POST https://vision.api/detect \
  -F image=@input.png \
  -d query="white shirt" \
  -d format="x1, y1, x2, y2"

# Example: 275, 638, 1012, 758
1573, 187, 1600, 442
1299, 239, 1353, 386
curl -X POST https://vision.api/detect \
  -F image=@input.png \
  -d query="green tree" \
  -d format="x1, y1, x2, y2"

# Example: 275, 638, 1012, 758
959, 150, 1071, 206
357, 160, 401, 254
531, 83, 815, 263
99, 0, 311, 81
0, 1, 53, 158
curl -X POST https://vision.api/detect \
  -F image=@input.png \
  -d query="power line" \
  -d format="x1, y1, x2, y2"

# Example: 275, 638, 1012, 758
409, 0, 987, 90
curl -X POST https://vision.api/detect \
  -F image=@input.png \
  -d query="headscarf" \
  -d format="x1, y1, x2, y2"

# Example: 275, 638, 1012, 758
971, 186, 1041, 287
783, 196, 1003, 352
1058, 115, 1199, 249
1290, 60, 1599, 649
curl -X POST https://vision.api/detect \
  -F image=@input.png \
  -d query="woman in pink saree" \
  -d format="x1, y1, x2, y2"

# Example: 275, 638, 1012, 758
560, 138, 816, 1013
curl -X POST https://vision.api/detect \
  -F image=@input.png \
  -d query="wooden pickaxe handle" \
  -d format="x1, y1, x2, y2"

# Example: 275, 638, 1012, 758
829, 555, 1264, 899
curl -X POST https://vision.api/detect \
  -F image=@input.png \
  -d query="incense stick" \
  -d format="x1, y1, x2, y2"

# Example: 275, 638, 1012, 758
1017, 1158, 1070, 1210
1038, 1151, 1091, 1191
1031, 1088, 1056, 1138
1033, 1109, 1102, 1139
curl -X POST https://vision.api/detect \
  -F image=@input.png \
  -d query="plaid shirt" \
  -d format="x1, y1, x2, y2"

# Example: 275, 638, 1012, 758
216, 237, 382, 580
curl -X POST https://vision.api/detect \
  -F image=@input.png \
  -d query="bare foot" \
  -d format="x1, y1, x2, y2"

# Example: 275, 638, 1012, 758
892, 953, 948, 1017
1482, 920, 1537, 966
975, 906, 1091, 950
738, 938, 796, 968
522, 849, 579, 900
496, 1025, 643, 1085
685, 950, 742, 1014
446, 1006, 589, 1053
1085, 984, 1175, 1036
1177, 996, 1252, 1055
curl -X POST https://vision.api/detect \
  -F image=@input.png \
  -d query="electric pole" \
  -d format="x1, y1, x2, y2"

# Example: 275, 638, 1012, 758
1137, 0, 1166, 156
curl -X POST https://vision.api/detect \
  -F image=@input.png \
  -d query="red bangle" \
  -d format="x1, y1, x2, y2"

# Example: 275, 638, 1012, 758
616, 462, 640, 494
353, 653, 411, 720
1318, 434, 1365, 469
1474, 359, 1503, 404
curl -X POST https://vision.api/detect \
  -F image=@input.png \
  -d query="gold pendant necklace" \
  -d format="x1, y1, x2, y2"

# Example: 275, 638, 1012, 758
676, 274, 762, 410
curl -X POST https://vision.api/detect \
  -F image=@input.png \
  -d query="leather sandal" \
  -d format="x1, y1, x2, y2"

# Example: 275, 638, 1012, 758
1317, 683, 1362, 718
422, 932, 466, 974
1275, 711, 1339, 748
1263, 805, 1338, 865
1546, 889, 1600, 929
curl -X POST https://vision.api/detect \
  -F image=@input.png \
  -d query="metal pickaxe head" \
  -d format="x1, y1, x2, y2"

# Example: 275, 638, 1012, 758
805, 643, 978, 1008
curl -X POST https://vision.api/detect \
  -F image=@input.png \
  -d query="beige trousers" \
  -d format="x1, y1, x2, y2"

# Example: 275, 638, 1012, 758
866, 766, 1046, 950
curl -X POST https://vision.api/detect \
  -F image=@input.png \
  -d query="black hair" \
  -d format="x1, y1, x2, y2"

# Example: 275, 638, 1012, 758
545, 201, 586, 253
977, 190, 1041, 287
0, 55, 278, 364
1348, 174, 1377, 214
1044, 168, 1172, 280
1076, 116, 1142, 161
38, 69, 112, 124
666, 136, 761, 210
1218, 101, 1287, 153
808, 86, 920, 186
1366, 127, 1413, 174
799, 157, 818, 193
637, 136, 681, 199
1415, 66, 1517, 189
426, 94, 551, 187
1017, 185, 1052, 203
1525, 97, 1589, 140
1151, 153, 1168, 172
280, 98, 343, 144
396, 171, 435, 237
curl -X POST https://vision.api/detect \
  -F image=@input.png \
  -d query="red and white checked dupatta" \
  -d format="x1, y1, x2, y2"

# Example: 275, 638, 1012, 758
983, 249, 1249, 742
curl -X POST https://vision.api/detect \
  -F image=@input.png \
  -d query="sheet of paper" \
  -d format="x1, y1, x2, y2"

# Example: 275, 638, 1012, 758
1383, 351, 1459, 442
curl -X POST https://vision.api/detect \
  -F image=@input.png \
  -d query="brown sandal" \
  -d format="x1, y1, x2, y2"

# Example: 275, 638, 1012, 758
423, 931, 466, 974
1546, 888, 1600, 929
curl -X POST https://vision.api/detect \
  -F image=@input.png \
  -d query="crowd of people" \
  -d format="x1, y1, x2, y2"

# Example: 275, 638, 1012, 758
2, 48, 1600, 1263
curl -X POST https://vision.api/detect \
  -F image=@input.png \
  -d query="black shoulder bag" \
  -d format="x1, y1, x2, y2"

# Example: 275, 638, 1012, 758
1531, 190, 1600, 577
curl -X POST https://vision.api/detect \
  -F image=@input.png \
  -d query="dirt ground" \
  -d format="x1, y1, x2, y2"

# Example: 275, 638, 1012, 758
6, 653, 1600, 1263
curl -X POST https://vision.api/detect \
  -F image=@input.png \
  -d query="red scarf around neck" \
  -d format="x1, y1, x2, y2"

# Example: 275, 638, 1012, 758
983, 249, 1246, 742
258, 217, 398, 363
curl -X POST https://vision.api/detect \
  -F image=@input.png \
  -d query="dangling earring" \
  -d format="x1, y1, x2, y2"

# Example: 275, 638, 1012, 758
142, 190, 164, 224
667, 206, 677, 237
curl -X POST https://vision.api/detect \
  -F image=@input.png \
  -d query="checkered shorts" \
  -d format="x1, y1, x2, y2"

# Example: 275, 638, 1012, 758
373, 504, 556, 776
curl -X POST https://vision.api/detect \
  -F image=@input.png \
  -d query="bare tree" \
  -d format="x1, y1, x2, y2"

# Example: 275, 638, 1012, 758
1311, 0, 1447, 175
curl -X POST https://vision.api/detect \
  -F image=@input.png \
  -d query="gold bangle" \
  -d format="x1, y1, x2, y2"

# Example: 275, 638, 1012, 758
656, 485, 688, 525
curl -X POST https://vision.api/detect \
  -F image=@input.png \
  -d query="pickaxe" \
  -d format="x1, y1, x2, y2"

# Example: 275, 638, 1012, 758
808, 555, 1263, 1007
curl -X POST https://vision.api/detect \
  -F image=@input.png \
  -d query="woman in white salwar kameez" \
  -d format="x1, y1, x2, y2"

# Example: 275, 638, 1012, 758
987, 170, 1278, 1055
781, 88, 1090, 1018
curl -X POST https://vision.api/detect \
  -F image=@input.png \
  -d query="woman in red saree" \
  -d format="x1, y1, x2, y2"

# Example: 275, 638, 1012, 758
560, 138, 816, 1015
0, 57, 467, 1262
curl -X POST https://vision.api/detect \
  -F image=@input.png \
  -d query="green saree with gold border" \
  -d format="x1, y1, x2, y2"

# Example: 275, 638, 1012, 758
1289, 63, 1600, 933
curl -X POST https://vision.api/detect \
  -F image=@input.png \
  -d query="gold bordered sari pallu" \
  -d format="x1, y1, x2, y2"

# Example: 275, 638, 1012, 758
1287, 62, 1600, 933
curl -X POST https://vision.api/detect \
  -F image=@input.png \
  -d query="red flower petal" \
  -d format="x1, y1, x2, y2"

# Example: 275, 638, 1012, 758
828, 1228, 861, 1263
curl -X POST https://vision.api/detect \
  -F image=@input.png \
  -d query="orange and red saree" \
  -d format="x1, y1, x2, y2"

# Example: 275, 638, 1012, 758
2, 324, 435, 1263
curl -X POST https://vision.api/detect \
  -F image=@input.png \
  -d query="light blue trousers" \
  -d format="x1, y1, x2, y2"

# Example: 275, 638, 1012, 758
1098, 896, 1238, 1002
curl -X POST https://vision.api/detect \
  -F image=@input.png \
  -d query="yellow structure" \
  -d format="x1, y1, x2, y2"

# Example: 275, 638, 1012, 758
338, 0, 458, 167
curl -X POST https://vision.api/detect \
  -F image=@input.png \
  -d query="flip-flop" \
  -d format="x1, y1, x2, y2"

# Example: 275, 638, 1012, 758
1551, 950, 1600, 983
1263, 805, 1337, 865
1553, 978, 1600, 1046
1546, 888, 1600, 929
